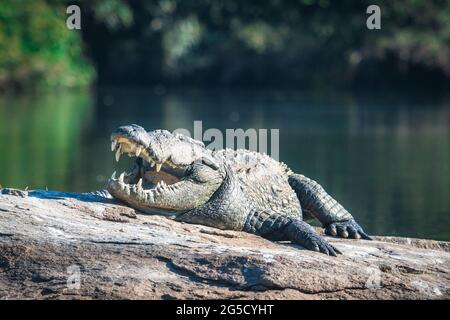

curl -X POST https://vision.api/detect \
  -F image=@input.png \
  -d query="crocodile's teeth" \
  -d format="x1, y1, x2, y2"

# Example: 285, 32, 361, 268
146, 191, 154, 202
150, 161, 155, 167
135, 147, 142, 157
156, 163, 162, 172
111, 171, 117, 180
160, 180, 166, 187
136, 178, 142, 189
119, 172, 125, 183
111, 140, 117, 151
115, 146, 122, 162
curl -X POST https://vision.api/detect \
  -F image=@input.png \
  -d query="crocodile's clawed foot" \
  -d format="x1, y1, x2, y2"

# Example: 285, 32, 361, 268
304, 234, 342, 256
1, 188, 28, 198
286, 220, 342, 256
324, 219, 372, 240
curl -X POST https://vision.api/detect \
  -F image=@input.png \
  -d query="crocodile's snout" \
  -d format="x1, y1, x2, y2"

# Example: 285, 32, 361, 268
111, 124, 150, 149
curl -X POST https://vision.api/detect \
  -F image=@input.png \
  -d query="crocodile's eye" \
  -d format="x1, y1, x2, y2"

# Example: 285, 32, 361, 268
201, 156, 220, 170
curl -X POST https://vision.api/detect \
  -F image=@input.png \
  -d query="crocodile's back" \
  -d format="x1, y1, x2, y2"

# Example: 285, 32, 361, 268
211, 149, 301, 218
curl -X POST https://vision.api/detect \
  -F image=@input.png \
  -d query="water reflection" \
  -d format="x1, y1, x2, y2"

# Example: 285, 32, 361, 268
0, 89, 448, 240
0, 92, 93, 191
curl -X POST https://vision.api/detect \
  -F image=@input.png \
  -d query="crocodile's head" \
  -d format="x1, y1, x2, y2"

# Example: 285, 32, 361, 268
107, 124, 224, 216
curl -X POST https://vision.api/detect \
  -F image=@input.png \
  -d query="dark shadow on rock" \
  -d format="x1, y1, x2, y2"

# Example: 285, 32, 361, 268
28, 189, 117, 204
276, 241, 308, 252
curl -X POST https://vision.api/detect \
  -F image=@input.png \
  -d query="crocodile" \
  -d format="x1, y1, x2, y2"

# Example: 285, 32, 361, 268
107, 124, 372, 256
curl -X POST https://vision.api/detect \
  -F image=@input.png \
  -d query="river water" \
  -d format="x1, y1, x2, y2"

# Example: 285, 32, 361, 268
1, 88, 449, 240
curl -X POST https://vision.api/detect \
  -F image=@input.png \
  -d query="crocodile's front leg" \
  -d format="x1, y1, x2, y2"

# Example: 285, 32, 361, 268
178, 205, 341, 256
243, 209, 341, 256
288, 174, 372, 240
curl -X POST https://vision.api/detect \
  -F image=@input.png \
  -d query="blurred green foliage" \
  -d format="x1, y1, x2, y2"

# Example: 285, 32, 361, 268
81, 0, 450, 88
0, 0, 94, 91
377, 1, 450, 73
0, 0, 449, 90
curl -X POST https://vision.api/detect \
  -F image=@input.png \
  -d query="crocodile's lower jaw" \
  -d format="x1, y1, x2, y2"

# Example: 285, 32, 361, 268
108, 167, 179, 198
107, 175, 184, 216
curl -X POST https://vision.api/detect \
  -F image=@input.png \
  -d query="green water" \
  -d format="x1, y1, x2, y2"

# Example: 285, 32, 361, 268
0, 88, 449, 241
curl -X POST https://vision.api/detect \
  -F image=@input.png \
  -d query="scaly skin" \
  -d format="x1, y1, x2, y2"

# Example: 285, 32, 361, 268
107, 124, 371, 256
288, 174, 371, 240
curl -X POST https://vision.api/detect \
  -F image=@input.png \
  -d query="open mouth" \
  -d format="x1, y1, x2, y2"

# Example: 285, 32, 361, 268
108, 135, 185, 196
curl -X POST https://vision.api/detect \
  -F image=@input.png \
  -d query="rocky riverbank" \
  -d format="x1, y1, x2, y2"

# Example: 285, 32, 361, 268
0, 189, 448, 299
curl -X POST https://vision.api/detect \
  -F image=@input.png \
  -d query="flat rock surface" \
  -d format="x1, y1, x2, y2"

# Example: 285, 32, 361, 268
0, 189, 449, 300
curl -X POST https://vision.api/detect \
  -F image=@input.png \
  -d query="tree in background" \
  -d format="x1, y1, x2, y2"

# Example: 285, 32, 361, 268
82, 0, 450, 89
0, 0, 449, 91
0, 0, 94, 92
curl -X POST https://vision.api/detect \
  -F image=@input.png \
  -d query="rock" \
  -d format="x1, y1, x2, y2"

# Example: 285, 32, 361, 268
0, 189, 448, 300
